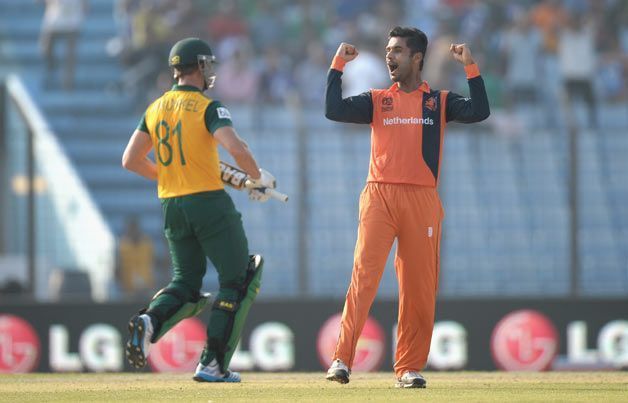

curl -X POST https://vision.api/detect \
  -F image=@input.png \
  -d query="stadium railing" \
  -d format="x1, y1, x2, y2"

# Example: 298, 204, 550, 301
3, 74, 115, 301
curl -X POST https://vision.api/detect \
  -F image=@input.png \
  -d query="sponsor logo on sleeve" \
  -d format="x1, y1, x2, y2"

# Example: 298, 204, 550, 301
217, 107, 232, 120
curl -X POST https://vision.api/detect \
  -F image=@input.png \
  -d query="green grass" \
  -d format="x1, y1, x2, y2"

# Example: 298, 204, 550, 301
1, 372, 627, 402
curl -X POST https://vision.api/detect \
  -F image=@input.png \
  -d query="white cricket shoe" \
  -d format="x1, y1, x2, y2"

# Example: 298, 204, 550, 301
193, 359, 241, 383
326, 359, 350, 384
125, 314, 153, 369
395, 371, 427, 388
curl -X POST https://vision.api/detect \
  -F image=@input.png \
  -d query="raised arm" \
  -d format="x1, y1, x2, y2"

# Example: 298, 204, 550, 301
324, 43, 373, 124
445, 44, 490, 123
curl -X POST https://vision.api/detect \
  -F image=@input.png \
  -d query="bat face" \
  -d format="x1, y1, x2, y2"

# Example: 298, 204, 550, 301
219, 160, 289, 202
220, 162, 248, 188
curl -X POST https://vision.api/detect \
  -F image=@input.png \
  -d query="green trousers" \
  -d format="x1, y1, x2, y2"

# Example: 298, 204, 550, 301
148, 190, 249, 365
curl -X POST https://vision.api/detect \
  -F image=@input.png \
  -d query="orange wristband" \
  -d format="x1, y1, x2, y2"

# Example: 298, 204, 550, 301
330, 56, 346, 71
464, 63, 480, 79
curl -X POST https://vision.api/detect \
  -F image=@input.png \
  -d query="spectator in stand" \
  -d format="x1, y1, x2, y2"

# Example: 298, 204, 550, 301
531, 0, 569, 127
120, 0, 176, 104
502, 12, 542, 106
112, 0, 139, 50
294, 41, 329, 105
117, 215, 155, 297
258, 46, 294, 104
593, 0, 626, 103
422, 19, 458, 90
39, 0, 88, 90
131, 1, 172, 53
113, 0, 626, 110
335, 0, 376, 20
207, 0, 249, 45
558, 12, 598, 128
459, 0, 491, 46
161, 0, 205, 40
531, 0, 568, 55
249, 0, 283, 52
214, 38, 260, 103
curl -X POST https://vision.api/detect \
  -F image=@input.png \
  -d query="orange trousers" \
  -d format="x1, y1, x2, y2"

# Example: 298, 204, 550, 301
333, 182, 443, 377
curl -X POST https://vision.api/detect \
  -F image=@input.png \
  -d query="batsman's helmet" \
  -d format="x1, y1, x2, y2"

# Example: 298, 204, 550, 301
168, 38, 217, 89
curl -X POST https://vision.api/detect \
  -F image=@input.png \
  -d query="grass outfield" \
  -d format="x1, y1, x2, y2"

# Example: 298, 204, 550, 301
1, 372, 627, 402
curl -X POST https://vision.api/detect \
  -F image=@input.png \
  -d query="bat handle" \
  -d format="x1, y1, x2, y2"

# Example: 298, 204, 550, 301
244, 180, 289, 202
264, 188, 289, 202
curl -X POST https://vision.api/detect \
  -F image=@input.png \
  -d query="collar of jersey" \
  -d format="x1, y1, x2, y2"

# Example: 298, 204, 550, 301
171, 84, 203, 92
389, 81, 431, 93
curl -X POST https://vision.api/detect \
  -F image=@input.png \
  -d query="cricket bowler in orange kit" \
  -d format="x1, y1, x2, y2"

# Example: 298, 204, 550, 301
324, 27, 490, 388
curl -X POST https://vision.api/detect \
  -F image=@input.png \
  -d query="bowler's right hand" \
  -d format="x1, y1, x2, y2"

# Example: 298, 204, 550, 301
335, 43, 359, 63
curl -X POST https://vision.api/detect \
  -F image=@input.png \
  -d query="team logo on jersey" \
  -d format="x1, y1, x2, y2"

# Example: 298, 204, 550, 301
381, 97, 393, 112
217, 107, 232, 120
424, 96, 437, 112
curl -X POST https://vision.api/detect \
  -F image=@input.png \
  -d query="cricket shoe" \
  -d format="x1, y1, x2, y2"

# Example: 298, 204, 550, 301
125, 314, 153, 369
326, 359, 350, 384
193, 360, 241, 383
395, 371, 426, 388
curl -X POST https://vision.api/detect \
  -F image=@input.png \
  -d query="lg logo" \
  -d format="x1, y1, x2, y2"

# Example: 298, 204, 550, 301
0, 314, 41, 373
316, 313, 386, 371
148, 318, 206, 372
490, 310, 558, 371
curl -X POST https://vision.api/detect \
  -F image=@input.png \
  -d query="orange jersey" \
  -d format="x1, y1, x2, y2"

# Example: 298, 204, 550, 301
369, 83, 448, 187
326, 57, 488, 188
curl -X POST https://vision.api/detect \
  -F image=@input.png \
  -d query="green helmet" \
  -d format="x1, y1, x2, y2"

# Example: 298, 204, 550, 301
168, 38, 217, 89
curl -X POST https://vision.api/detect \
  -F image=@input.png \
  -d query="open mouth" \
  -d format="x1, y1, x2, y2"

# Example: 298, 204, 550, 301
388, 63, 398, 74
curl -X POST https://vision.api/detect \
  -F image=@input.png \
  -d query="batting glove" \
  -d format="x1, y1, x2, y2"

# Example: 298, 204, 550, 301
248, 168, 276, 202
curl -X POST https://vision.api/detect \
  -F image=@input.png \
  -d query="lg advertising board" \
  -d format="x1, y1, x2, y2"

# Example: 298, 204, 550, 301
0, 299, 626, 373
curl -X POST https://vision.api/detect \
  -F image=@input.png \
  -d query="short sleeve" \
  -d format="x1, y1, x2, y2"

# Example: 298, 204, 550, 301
204, 100, 233, 134
136, 113, 149, 133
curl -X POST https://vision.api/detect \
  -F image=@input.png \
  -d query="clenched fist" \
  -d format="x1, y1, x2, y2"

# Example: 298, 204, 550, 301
449, 43, 475, 66
335, 42, 359, 63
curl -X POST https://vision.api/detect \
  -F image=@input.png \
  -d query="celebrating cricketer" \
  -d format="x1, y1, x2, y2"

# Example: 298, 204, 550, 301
325, 27, 490, 388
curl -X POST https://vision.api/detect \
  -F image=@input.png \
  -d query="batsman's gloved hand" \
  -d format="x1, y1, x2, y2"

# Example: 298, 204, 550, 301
248, 168, 276, 202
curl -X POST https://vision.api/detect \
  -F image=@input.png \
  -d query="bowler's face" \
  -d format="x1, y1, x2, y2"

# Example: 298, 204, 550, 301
385, 37, 419, 82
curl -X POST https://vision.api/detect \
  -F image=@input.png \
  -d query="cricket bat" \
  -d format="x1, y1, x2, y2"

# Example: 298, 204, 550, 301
220, 161, 289, 202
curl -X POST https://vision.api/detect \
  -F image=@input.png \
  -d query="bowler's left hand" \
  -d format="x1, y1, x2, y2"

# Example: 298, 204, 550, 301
449, 43, 475, 66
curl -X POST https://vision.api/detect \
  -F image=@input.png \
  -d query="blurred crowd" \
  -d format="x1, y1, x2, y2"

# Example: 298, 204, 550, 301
106, 0, 627, 110
98, 0, 628, 296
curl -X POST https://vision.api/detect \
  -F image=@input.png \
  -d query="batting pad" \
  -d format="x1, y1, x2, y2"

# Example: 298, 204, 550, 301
152, 292, 212, 342
222, 255, 263, 370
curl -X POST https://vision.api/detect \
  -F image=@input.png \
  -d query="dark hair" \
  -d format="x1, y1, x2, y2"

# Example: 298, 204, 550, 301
173, 64, 198, 80
388, 26, 428, 70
